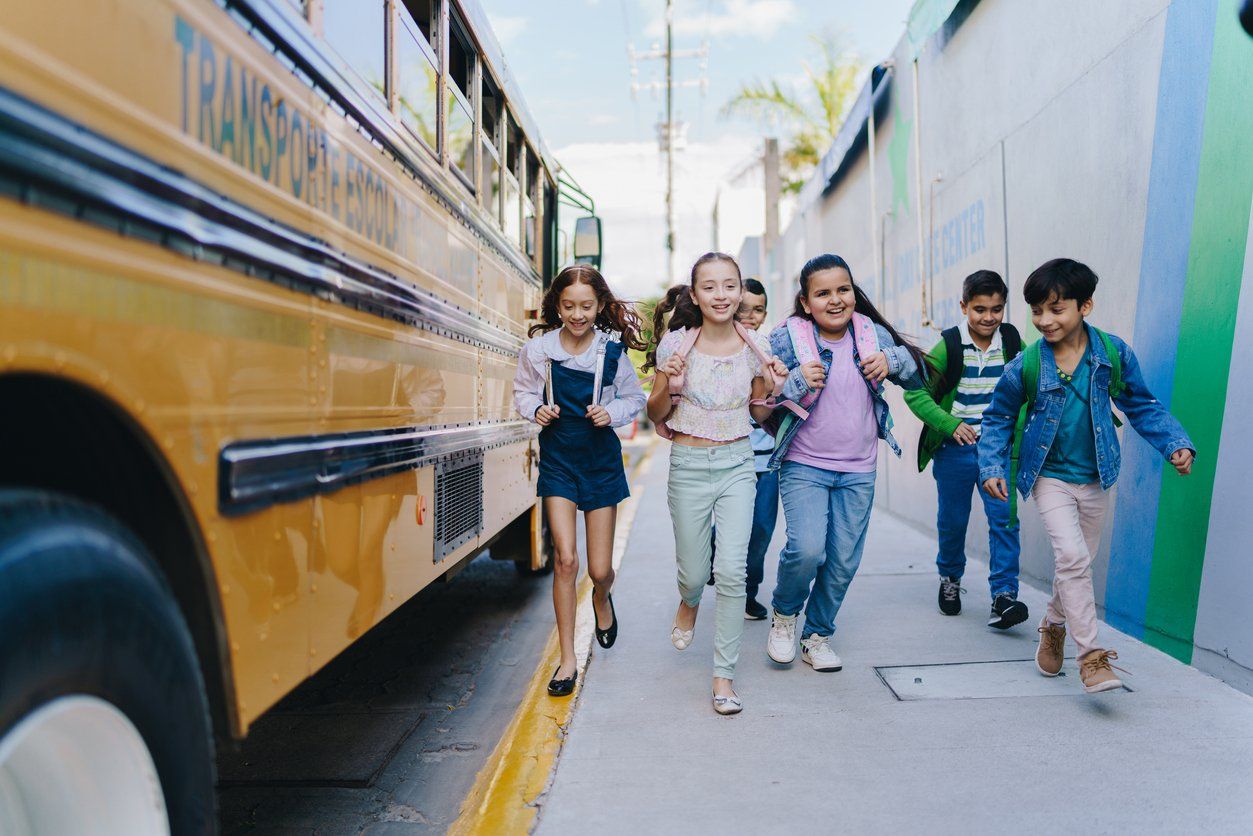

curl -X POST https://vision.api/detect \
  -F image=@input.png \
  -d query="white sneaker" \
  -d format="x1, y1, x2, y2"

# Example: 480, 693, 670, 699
800, 634, 843, 672
767, 611, 797, 664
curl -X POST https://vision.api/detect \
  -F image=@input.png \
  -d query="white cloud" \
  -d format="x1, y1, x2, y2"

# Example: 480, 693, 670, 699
553, 137, 761, 298
644, 0, 797, 41
486, 13, 528, 46
588, 113, 621, 126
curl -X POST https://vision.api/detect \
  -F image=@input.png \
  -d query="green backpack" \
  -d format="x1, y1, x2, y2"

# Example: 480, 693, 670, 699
1007, 328, 1125, 525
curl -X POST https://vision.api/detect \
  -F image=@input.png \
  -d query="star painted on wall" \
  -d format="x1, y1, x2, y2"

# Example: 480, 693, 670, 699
887, 96, 913, 217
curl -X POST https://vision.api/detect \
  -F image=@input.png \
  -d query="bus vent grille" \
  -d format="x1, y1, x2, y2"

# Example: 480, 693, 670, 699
434, 452, 484, 562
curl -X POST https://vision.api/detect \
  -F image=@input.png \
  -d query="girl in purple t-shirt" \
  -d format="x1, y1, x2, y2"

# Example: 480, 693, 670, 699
763, 254, 927, 672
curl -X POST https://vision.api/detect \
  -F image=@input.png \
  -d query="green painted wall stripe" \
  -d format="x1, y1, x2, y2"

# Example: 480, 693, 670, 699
1143, 0, 1253, 662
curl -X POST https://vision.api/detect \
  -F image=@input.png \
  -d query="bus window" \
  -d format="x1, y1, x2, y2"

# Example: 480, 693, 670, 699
324, 0, 386, 101
480, 73, 502, 220
502, 113, 522, 245
524, 147, 539, 260
447, 13, 476, 187
395, 0, 439, 153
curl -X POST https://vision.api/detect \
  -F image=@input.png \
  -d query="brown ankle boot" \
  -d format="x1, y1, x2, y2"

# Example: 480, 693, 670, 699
1080, 649, 1125, 693
1036, 621, 1066, 676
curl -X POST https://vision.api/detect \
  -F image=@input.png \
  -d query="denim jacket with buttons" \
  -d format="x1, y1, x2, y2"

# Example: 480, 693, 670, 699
977, 323, 1194, 496
765, 319, 925, 471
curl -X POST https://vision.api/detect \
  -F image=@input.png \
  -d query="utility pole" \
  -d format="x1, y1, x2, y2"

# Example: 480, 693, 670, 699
665, 0, 674, 284
628, 2, 707, 285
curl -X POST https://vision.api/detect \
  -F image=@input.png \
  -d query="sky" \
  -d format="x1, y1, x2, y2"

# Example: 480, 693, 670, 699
477, 0, 915, 297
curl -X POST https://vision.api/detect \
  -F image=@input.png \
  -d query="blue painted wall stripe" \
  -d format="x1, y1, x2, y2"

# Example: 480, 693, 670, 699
1104, 0, 1217, 636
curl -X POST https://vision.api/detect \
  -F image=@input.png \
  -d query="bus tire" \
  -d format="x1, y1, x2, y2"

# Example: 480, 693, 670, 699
0, 489, 216, 835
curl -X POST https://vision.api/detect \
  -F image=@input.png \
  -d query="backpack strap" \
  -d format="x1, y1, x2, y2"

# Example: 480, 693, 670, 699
1001, 322, 1023, 362
738, 320, 807, 422
1021, 339, 1041, 413
940, 326, 963, 396
663, 326, 702, 402
850, 312, 881, 363
1093, 327, 1124, 399
786, 317, 822, 411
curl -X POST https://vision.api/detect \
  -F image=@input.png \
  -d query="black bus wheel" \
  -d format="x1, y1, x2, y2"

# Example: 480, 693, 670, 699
0, 490, 216, 835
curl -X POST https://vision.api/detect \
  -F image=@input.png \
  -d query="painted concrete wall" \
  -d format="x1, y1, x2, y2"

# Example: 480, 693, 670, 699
769, 0, 1253, 690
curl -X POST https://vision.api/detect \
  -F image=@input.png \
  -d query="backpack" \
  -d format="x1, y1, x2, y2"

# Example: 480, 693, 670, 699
784, 313, 882, 411
915, 323, 1022, 472
653, 322, 791, 440
1006, 327, 1124, 525
937, 323, 1022, 399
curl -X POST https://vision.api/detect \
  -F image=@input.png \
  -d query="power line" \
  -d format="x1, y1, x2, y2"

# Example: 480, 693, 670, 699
626, 0, 709, 285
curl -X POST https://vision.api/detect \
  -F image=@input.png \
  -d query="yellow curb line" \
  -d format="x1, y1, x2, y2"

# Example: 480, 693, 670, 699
448, 438, 658, 836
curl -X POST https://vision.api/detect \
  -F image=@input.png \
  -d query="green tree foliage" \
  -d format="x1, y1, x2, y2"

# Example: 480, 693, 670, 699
720, 31, 864, 192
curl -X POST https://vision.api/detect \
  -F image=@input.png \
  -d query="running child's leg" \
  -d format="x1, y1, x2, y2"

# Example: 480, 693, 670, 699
744, 469, 779, 602
981, 474, 1021, 598
710, 457, 755, 680
584, 505, 618, 630
667, 447, 716, 626
546, 496, 581, 678
802, 471, 875, 638
772, 462, 834, 618
932, 443, 975, 583
1033, 478, 1107, 657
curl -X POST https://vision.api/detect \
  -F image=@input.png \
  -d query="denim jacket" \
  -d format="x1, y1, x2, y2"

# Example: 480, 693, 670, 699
977, 323, 1194, 496
766, 319, 925, 471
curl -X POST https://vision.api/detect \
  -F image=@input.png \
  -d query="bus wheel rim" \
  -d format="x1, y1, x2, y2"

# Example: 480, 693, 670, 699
0, 695, 170, 835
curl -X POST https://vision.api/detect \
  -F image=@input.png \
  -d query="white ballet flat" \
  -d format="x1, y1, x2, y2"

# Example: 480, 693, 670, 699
670, 624, 694, 651
712, 693, 742, 715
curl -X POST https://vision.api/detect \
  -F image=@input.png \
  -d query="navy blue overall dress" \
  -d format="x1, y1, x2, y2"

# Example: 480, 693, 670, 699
537, 340, 630, 511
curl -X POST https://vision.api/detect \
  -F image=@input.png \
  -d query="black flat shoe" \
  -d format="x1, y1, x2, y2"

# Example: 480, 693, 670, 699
595, 593, 618, 649
547, 668, 577, 697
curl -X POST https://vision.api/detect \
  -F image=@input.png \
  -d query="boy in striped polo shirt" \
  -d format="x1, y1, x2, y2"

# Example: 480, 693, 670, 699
905, 270, 1028, 629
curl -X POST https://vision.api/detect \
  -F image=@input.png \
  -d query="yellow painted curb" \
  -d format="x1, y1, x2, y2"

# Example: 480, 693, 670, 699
449, 439, 656, 836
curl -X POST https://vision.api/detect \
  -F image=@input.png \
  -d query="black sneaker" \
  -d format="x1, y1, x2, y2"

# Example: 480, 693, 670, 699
988, 593, 1029, 629
938, 576, 963, 616
744, 598, 768, 620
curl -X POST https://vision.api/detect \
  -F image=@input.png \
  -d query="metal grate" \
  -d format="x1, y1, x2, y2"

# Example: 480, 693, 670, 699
433, 452, 484, 562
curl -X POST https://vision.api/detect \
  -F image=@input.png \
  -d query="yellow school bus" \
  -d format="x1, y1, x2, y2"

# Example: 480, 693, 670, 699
0, 0, 597, 829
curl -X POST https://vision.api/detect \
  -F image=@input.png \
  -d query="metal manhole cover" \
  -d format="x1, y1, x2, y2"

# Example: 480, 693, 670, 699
875, 659, 1132, 700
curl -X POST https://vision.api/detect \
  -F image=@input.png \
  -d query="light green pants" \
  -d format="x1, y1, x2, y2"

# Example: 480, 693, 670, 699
667, 439, 756, 679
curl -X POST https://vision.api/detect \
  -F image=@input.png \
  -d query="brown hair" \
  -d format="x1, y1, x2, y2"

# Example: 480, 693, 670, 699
528, 264, 646, 351
643, 252, 742, 372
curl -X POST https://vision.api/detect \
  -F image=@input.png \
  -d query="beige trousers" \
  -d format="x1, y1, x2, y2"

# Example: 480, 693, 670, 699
1031, 477, 1110, 658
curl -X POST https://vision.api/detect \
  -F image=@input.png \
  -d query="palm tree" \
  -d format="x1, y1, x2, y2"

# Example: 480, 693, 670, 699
720, 31, 864, 192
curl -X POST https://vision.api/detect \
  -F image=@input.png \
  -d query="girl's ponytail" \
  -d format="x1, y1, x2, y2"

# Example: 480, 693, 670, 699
643, 285, 703, 371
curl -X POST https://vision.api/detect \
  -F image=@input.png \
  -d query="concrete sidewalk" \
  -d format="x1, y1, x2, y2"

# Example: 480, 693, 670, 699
536, 442, 1253, 835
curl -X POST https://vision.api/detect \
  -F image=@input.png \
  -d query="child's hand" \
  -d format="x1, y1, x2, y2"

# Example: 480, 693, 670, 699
536, 404, 560, 426
1170, 448, 1194, 476
952, 423, 979, 446
982, 477, 1008, 501
659, 354, 686, 378
586, 405, 612, 427
800, 360, 826, 389
767, 357, 788, 379
860, 351, 889, 383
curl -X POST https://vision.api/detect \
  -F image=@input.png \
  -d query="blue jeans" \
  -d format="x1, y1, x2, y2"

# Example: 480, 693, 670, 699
745, 469, 779, 601
933, 441, 1020, 597
771, 462, 875, 639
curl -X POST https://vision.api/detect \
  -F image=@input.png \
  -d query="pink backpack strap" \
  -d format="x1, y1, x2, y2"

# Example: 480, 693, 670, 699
664, 327, 701, 402
850, 312, 881, 363
742, 320, 809, 421
653, 327, 700, 440
785, 317, 822, 410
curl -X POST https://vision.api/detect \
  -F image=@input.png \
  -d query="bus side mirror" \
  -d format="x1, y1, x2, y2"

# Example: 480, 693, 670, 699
572, 216, 602, 269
